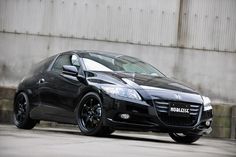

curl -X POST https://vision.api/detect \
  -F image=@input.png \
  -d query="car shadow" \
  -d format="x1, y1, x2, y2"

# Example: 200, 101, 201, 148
109, 134, 176, 144
34, 127, 200, 146
34, 127, 82, 135
105, 134, 200, 146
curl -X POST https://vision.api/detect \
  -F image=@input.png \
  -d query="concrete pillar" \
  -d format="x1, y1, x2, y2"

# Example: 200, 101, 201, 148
211, 104, 231, 138
231, 106, 236, 139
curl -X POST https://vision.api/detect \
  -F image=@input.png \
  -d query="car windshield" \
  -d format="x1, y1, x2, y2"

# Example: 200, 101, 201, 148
81, 53, 165, 77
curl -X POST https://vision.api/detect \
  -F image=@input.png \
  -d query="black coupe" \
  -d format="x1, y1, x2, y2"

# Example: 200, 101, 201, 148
13, 50, 213, 144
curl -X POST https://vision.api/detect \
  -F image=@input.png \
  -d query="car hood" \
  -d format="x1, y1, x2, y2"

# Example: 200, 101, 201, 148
87, 71, 203, 104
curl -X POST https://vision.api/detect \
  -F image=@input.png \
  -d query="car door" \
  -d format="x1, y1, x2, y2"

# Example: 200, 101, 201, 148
28, 55, 56, 107
38, 53, 83, 123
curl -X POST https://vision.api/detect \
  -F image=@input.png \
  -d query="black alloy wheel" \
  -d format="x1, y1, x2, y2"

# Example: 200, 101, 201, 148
76, 92, 114, 136
81, 96, 102, 131
13, 92, 37, 129
169, 133, 201, 144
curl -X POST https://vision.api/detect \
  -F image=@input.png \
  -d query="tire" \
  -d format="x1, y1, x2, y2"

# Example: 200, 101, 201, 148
75, 92, 113, 136
13, 92, 37, 129
169, 133, 201, 144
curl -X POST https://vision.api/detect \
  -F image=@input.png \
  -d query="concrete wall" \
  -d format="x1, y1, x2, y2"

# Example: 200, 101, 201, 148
1, 32, 236, 103
0, 0, 236, 103
0, 0, 180, 46
178, 0, 236, 52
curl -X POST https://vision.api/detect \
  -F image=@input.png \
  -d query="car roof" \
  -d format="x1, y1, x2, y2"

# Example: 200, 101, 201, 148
62, 50, 125, 58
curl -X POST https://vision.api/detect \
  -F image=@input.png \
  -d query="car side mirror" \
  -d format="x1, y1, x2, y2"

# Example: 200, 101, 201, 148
62, 65, 86, 83
62, 65, 78, 76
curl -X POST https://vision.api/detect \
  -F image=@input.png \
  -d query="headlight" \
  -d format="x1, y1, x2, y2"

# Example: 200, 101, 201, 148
101, 86, 142, 101
202, 96, 212, 111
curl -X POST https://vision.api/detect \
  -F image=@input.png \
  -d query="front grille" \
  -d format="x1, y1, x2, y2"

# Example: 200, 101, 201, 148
155, 100, 201, 126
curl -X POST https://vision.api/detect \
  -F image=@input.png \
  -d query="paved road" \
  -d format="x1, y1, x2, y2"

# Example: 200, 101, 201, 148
0, 125, 235, 157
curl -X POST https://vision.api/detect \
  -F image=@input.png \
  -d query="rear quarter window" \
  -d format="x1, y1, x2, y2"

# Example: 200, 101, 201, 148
30, 55, 55, 75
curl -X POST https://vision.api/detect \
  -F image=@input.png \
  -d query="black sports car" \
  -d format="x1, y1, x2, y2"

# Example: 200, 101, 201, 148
13, 50, 213, 144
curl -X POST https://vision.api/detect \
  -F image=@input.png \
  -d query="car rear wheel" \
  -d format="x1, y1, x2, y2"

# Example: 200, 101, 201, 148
76, 92, 114, 136
13, 92, 37, 129
169, 133, 201, 144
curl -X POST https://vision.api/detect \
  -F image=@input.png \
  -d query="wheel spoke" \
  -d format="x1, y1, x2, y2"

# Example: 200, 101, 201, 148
16, 113, 21, 121
85, 117, 93, 128
83, 104, 90, 111
85, 115, 90, 123
92, 116, 100, 125
93, 115, 101, 120
19, 107, 24, 112
91, 104, 100, 112
23, 102, 27, 111
89, 98, 93, 106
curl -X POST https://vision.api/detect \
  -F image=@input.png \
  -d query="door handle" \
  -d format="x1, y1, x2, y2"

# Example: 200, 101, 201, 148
38, 78, 45, 84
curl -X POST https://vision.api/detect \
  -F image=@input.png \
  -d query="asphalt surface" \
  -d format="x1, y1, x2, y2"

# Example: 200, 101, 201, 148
0, 124, 235, 157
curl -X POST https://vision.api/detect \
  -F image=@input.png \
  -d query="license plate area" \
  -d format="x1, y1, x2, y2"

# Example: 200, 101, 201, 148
169, 103, 190, 117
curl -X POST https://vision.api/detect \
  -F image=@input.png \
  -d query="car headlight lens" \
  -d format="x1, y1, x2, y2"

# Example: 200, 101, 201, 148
202, 96, 212, 111
101, 86, 142, 101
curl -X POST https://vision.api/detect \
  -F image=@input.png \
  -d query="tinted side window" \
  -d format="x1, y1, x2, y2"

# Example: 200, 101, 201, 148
51, 54, 72, 73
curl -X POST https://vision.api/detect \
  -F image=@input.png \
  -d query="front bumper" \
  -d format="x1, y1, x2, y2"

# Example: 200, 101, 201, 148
102, 94, 213, 135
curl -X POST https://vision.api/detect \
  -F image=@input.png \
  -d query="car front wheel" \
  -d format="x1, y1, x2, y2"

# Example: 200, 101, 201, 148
169, 133, 201, 144
75, 92, 114, 136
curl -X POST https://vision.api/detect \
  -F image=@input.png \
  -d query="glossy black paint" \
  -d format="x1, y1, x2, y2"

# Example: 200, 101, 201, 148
15, 50, 212, 135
